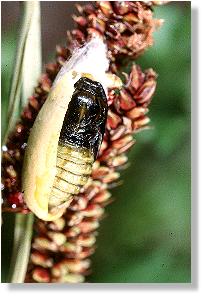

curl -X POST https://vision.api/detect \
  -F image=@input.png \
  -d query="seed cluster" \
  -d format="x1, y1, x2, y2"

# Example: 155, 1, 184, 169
1, 1, 162, 283
25, 64, 157, 282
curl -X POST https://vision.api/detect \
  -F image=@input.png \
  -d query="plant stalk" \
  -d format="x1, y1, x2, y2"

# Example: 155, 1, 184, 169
2, 1, 41, 145
8, 213, 34, 283
4, 1, 41, 283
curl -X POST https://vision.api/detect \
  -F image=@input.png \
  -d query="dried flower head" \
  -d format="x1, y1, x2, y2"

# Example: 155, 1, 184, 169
1, 1, 162, 283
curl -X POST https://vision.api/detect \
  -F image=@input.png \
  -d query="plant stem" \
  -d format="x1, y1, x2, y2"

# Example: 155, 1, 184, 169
8, 213, 34, 283
3, 1, 41, 283
2, 1, 41, 145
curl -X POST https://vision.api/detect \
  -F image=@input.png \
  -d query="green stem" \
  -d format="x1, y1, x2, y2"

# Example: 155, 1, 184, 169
2, 1, 41, 145
8, 213, 34, 283
3, 1, 41, 284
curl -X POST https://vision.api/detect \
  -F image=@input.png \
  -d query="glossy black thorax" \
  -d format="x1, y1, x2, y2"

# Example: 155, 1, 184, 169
59, 77, 108, 159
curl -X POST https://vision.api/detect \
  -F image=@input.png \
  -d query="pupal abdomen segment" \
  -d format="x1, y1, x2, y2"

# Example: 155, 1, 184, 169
48, 144, 94, 210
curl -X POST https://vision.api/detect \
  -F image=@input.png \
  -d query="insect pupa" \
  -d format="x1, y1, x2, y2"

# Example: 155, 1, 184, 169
48, 77, 107, 215
22, 38, 110, 221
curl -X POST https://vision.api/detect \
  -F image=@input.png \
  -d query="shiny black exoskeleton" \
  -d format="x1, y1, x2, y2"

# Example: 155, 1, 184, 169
59, 77, 108, 159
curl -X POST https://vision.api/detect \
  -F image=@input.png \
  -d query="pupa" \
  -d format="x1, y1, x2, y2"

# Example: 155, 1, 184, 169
22, 38, 122, 221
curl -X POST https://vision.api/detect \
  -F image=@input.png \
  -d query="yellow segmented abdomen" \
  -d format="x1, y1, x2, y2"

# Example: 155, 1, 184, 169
48, 143, 94, 210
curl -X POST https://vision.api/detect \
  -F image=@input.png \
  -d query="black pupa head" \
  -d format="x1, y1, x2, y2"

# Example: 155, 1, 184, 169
59, 77, 108, 159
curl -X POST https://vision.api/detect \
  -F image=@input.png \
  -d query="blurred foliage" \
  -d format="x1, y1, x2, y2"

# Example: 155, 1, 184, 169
88, 2, 191, 283
1, 2, 191, 283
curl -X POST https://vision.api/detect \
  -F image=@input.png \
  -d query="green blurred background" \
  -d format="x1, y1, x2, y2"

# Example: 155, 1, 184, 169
1, 2, 191, 283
